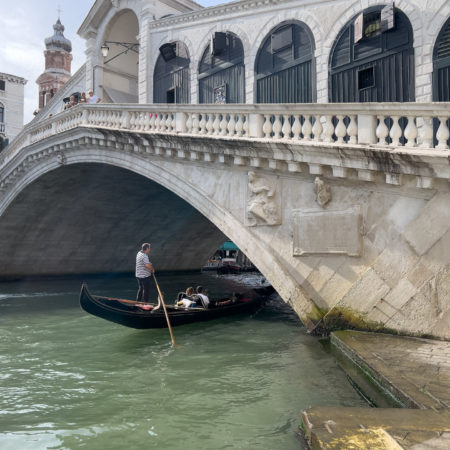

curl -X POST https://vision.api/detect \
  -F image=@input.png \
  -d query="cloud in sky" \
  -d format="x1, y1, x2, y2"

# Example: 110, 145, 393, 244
0, 0, 230, 125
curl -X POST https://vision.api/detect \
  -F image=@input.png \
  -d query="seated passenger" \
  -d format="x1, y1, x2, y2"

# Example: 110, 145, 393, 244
195, 286, 210, 308
177, 287, 196, 308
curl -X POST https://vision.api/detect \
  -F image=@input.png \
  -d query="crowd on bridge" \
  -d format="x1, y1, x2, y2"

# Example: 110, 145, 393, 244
64, 91, 101, 110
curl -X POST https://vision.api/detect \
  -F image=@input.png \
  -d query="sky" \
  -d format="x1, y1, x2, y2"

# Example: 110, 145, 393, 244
0, 0, 231, 124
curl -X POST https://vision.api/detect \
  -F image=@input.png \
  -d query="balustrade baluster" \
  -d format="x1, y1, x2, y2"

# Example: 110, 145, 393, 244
419, 116, 433, 148
436, 116, 450, 149
139, 112, 146, 131
154, 113, 161, 131
347, 115, 357, 144
302, 115, 312, 141
213, 114, 220, 135
323, 115, 334, 143
168, 113, 174, 132
199, 114, 207, 134
282, 115, 292, 139
262, 115, 272, 138
143, 111, 150, 131
206, 114, 214, 135
227, 114, 236, 137
272, 115, 282, 139
404, 116, 417, 147
335, 115, 346, 143
220, 114, 228, 136
162, 113, 168, 132
149, 112, 156, 131
376, 116, 389, 145
312, 115, 323, 141
192, 113, 200, 134
291, 115, 301, 140
389, 116, 402, 146
244, 115, 249, 136
235, 114, 244, 137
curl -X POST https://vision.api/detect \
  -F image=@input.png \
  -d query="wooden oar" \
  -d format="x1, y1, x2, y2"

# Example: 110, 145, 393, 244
152, 273, 177, 347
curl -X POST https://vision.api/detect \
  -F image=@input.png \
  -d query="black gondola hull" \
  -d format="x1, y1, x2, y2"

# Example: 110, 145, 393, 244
79, 283, 273, 329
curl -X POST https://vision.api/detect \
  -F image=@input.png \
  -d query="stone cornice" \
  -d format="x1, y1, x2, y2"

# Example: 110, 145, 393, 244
1, 121, 448, 201
0, 73, 27, 85
148, 0, 327, 30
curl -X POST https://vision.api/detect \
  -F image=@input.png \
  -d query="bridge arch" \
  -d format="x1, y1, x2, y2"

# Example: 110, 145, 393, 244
0, 137, 320, 328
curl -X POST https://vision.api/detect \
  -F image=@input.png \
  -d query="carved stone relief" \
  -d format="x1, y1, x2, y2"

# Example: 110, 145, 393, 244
246, 171, 281, 226
56, 152, 66, 166
314, 177, 331, 208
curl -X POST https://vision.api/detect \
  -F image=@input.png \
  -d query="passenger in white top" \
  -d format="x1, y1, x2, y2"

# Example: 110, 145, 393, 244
135, 243, 154, 302
195, 286, 210, 308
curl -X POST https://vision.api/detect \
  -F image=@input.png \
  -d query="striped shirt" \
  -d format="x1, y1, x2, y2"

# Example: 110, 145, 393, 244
136, 251, 151, 278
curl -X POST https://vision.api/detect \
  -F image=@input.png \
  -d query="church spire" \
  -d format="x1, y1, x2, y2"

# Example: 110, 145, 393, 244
36, 16, 73, 110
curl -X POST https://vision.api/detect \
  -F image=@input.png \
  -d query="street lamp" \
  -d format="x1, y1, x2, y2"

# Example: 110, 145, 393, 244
101, 43, 110, 58
101, 41, 139, 64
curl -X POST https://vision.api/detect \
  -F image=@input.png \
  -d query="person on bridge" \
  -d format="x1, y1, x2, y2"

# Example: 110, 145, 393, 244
135, 243, 155, 303
88, 91, 101, 104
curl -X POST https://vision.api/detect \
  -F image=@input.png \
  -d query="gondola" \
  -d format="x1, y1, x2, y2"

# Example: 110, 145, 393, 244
79, 283, 274, 329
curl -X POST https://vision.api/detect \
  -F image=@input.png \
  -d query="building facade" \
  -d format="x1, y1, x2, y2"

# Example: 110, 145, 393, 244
75, 0, 449, 108
36, 18, 73, 110
0, 73, 27, 149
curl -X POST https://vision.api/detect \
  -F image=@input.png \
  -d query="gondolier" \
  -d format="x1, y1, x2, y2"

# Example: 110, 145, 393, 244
136, 243, 155, 302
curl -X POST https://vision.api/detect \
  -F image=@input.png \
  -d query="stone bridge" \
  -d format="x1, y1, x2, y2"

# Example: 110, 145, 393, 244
0, 103, 449, 338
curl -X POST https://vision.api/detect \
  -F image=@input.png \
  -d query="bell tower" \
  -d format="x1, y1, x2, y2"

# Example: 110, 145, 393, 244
36, 17, 72, 109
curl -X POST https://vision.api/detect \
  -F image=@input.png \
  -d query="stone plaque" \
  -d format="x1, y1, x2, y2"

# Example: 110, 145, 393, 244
292, 207, 362, 256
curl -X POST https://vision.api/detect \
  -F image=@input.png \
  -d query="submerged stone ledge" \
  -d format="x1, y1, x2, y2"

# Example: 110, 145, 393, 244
301, 330, 450, 449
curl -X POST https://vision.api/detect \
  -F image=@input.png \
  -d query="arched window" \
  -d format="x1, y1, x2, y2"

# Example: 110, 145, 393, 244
0, 104, 4, 124
198, 32, 245, 104
433, 17, 450, 101
102, 9, 139, 103
329, 6, 414, 102
154, 42, 190, 103
255, 21, 315, 103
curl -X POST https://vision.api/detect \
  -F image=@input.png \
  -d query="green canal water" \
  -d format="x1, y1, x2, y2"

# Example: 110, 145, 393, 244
0, 272, 366, 449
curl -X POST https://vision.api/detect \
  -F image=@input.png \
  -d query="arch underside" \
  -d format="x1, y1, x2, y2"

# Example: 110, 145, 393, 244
0, 163, 226, 278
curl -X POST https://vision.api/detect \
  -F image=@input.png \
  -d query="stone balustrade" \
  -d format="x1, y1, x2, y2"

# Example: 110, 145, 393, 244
2, 103, 450, 169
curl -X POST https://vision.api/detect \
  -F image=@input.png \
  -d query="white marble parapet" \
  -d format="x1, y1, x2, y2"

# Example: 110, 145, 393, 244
2, 102, 450, 188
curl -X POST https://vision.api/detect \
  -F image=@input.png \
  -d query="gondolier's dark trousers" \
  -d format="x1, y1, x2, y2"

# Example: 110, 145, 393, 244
136, 276, 151, 302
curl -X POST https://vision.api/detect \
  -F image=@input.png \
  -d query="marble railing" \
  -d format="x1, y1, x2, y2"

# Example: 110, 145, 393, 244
3, 103, 450, 165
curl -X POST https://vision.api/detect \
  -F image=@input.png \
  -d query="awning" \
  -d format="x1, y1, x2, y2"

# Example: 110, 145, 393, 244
219, 241, 239, 251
